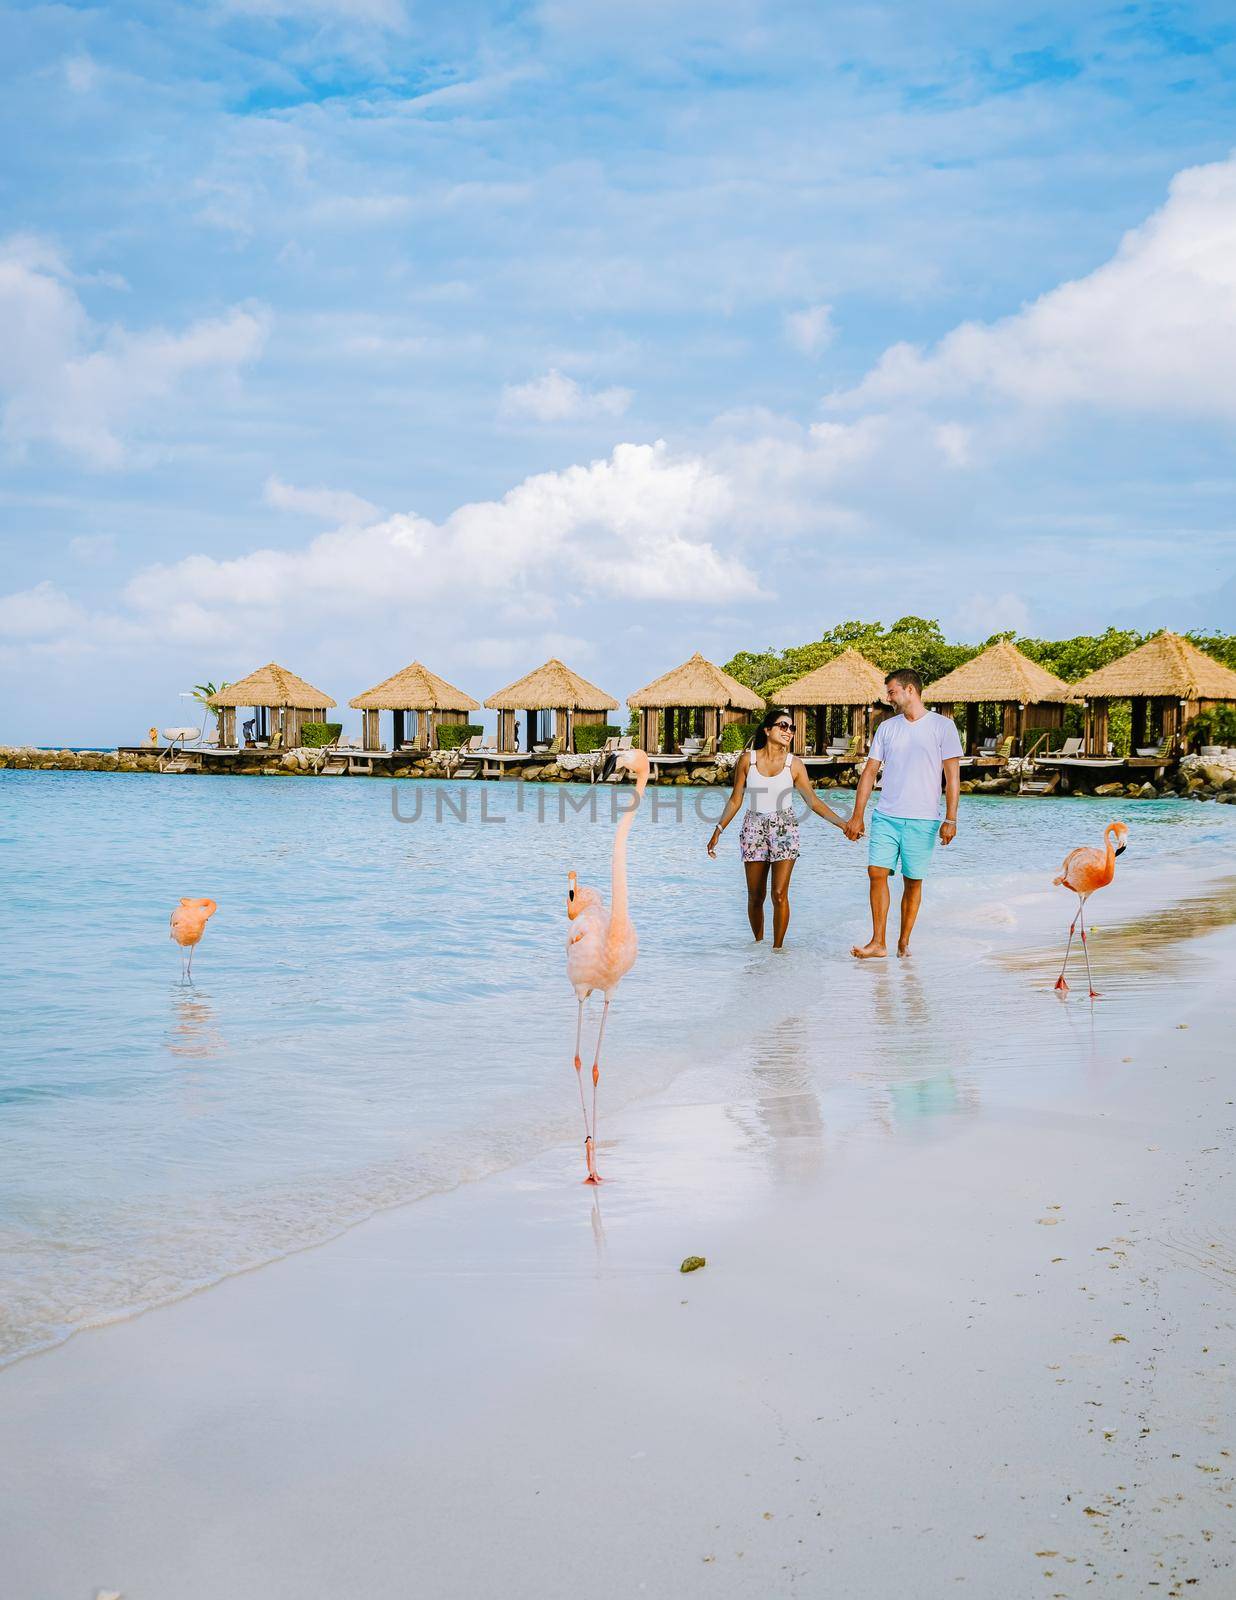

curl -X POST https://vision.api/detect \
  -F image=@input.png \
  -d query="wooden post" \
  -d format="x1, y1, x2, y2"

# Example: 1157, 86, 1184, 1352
1088, 699, 1110, 756
793, 707, 807, 750
1130, 697, 1147, 752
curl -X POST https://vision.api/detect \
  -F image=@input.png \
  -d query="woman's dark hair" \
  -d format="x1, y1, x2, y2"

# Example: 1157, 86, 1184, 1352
752, 707, 793, 750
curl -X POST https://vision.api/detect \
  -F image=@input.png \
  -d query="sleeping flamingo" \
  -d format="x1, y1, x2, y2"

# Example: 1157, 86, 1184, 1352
565, 749, 649, 1183
1053, 823, 1127, 997
170, 897, 217, 979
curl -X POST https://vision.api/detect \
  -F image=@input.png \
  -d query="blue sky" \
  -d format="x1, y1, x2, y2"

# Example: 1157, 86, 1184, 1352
2, 0, 1236, 742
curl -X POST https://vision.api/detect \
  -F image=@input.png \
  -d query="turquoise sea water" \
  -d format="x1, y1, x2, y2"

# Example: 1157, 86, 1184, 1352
1, 770, 1234, 1364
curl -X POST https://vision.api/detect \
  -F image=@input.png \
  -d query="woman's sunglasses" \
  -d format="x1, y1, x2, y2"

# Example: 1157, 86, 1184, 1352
771, 720, 793, 732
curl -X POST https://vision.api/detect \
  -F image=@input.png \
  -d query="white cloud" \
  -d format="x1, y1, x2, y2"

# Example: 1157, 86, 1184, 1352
64, 55, 98, 94
222, 0, 407, 26
0, 238, 268, 467
264, 476, 381, 524
951, 591, 1033, 642
934, 422, 972, 467
68, 534, 117, 565
116, 442, 758, 636
500, 368, 633, 423
784, 303, 835, 355
830, 154, 1236, 420
0, 582, 86, 639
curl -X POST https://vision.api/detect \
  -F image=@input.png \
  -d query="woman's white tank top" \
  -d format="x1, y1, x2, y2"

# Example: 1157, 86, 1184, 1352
748, 752, 795, 814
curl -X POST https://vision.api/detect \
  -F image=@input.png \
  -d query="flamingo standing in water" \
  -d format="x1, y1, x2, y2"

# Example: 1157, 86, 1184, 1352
1053, 823, 1127, 997
170, 897, 217, 979
565, 748, 649, 1183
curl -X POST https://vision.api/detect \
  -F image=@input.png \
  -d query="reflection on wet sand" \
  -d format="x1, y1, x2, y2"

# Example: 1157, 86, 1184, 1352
862, 965, 981, 1135
728, 1012, 828, 1183
999, 875, 1236, 992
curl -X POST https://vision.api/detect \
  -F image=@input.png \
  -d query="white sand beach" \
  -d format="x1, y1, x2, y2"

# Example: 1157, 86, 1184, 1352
3, 872, 1234, 1600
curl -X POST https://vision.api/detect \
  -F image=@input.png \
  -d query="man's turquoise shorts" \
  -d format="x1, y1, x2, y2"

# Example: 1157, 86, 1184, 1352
868, 811, 940, 879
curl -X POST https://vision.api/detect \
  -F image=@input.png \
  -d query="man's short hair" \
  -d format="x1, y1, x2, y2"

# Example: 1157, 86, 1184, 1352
885, 668, 923, 693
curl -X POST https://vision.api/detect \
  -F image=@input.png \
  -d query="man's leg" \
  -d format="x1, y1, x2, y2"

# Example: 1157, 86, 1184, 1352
745, 861, 770, 942
898, 877, 923, 955
852, 866, 891, 959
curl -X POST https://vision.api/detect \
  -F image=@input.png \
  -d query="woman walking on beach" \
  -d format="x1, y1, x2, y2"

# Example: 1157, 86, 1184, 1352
707, 707, 853, 948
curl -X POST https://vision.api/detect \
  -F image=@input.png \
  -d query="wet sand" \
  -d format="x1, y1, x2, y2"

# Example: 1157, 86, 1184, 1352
2, 878, 1235, 1598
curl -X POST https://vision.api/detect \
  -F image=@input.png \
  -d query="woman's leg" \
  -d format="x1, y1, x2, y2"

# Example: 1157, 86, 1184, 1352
744, 862, 770, 941
770, 858, 795, 948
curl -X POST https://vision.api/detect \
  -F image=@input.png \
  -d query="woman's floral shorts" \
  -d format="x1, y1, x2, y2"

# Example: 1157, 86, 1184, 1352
739, 809, 801, 863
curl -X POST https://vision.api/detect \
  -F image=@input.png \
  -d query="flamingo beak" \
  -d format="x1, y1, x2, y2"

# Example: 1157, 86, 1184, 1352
600, 752, 618, 782
1115, 842, 1127, 856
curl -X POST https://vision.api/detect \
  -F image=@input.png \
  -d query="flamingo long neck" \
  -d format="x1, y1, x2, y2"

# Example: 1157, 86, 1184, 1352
608, 770, 647, 931
1101, 825, 1119, 883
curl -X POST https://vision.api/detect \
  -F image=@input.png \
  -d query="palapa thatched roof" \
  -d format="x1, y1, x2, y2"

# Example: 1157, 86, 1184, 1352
923, 640, 1077, 706
628, 651, 764, 711
349, 661, 478, 712
484, 658, 618, 712
778, 648, 890, 708
209, 662, 336, 710
1071, 632, 1236, 702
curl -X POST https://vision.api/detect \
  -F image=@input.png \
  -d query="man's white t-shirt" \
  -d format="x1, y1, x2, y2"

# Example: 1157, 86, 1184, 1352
868, 711, 964, 820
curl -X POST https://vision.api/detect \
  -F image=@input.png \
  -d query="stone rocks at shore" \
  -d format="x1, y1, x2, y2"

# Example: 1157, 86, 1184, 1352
4, 742, 1236, 804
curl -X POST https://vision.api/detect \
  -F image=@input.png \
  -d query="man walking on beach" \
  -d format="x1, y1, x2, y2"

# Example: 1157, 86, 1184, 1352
844, 668, 962, 958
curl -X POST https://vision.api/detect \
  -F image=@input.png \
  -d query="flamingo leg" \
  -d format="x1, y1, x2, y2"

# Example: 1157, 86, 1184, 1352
186, 943, 194, 979
1054, 899, 1080, 993
1079, 900, 1099, 999
573, 996, 592, 1172
585, 999, 611, 1185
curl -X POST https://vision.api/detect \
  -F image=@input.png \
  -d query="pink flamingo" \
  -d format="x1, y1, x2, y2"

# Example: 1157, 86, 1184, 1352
565, 749, 649, 1184
1053, 823, 1127, 997
170, 898, 217, 979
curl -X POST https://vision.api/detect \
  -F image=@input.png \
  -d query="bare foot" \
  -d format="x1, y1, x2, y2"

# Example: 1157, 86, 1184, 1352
851, 940, 887, 960
897, 942, 911, 957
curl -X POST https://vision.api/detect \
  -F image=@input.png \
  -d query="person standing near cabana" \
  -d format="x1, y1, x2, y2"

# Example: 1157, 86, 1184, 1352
707, 706, 854, 950
845, 668, 963, 958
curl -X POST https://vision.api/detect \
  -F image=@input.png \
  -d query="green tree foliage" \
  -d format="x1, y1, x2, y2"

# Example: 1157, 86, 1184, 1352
726, 621, 1236, 698
726, 617, 971, 700
724, 623, 1236, 757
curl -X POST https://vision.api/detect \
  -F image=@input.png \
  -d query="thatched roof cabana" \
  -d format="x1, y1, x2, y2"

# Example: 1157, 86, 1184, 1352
627, 651, 764, 754
778, 649, 890, 757
1071, 632, 1236, 702
209, 662, 335, 750
1071, 632, 1236, 756
349, 661, 479, 752
484, 658, 618, 753
924, 640, 1077, 755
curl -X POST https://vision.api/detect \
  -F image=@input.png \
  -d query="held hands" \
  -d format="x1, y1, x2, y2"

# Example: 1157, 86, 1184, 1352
842, 813, 865, 842
939, 819, 957, 846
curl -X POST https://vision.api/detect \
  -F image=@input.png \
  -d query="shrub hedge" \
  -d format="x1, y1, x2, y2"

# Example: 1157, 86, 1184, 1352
720, 721, 758, 752
300, 722, 343, 748
437, 723, 484, 750
573, 723, 623, 753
